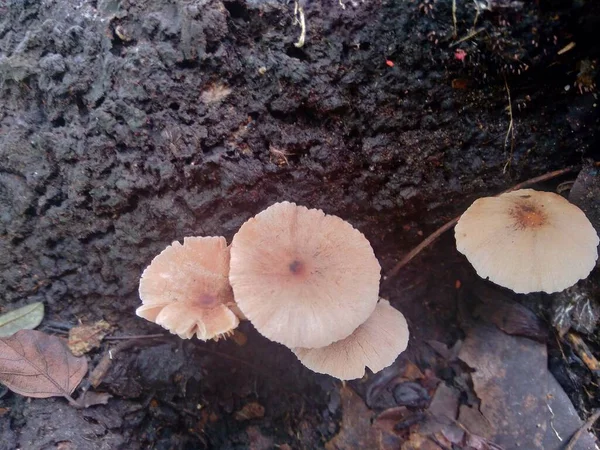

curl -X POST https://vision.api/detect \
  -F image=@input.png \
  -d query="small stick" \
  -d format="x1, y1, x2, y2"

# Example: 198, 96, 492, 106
104, 333, 166, 340
502, 76, 515, 173
294, 1, 306, 48
450, 27, 485, 47
387, 165, 580, 278
452, 0, 457, 39
565, 409, 600, 450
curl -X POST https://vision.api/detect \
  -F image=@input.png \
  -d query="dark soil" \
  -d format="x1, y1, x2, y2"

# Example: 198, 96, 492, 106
1, 0, 600, 449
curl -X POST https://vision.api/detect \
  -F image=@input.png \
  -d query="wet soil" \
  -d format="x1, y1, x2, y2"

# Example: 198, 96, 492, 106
1, 0, 600, 448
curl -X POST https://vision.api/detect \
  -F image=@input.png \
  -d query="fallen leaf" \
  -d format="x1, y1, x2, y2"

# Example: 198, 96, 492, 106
0, 329, 87, 403
235, 402, 265, 421
402, 432, 444, 450
0, 302, 44, 337
247, 425, 274, 450
552, 286, 600, 337
71, 390, 112, 409
470, 282, 546, 341
68, 320, 112, 356
56, 442, 76, 450
326, 385, 401, 450
374, 406, 424, 434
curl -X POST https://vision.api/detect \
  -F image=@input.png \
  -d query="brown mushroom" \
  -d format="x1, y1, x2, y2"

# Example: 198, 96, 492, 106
293, 299, 409, 380
455, 189, 599, 294
136, 236, 239, 340
229, 201, 381, 348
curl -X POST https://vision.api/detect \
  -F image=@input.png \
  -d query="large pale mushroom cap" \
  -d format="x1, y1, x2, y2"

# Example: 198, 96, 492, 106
136, 236, 239, 340
229, 201, 381, 348
293, 299, 409, 380
455, 189, 599, 294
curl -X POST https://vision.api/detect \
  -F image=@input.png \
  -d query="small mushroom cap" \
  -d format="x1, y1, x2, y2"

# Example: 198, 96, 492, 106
293, 299, 409, 380
229, 201, 381, 348
136, 236, 239, 340
455, 189, 599, 294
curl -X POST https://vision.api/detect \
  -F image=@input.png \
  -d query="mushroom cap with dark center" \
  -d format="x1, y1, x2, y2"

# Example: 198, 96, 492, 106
229, 201, 381, 348
136, 236, 239, 340
293, 299, 409, 380
455, 189, 599, 294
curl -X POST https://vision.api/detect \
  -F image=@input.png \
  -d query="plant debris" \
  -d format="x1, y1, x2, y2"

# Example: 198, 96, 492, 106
234, 402, 265, 421
325, 385, 400, 450
0, 302, 44, 337
552, 285, 600, 337
71, 390, 112, 409
68, 320, 113, 356
0, 330, 87, 404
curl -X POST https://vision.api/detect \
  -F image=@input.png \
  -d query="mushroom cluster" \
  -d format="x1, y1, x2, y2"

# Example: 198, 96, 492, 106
136, 202, 410, 380
455, 189, 599, 294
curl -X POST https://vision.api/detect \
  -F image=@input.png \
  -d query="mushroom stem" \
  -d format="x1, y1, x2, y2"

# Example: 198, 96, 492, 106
387, 163, 600, 279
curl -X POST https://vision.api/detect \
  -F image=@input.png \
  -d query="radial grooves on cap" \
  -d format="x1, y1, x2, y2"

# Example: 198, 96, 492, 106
293, 300, 409, 380
137, 236, 239, 340
229, 201, 381, 348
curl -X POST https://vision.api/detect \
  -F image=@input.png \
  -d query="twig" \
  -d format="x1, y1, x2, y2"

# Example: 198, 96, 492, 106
104, 333, 166, 340
450, 27, 485, 47
502, 76, 515, 174
294, 1, 306, 48
387, 165, 582, 278
565, 409, 600, 450
546, 401, 563, 442
387, 218, 459, 279
452, 0, 458, 38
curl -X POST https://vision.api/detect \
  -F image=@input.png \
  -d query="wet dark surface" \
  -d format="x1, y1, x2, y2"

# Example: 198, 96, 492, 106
1, 0, 600, 448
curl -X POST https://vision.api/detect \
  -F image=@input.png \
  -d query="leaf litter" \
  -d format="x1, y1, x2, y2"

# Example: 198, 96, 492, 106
0, 329, 87, 404
0, 302, 44, 337
68, 320, 113, 356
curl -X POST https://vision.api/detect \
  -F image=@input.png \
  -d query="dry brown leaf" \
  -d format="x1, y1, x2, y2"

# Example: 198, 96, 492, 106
68, 320, 112, 356
235, 402, 265, 421
0, 329, 88, 404
326, 385, 401, 450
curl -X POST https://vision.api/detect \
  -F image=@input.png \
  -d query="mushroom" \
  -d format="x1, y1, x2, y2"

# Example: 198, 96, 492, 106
455, 189, 599, 294
136, 236, 240, 340
229, 201, 381, 348
293, 299, 409, 380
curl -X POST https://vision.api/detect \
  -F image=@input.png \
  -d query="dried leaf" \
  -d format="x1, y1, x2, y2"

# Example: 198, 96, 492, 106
0, 330, 87, 402
71, 390, 112, 409
552, 287, 600, 336
572, 296, 599, 335
551, 300, 574, 337
68, 320, 112, 356
326, 385, 402, 450
374, 406, 424, 434
470, 282, 546, 341
0, 302, 44, 337
235, 402, 265, 421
